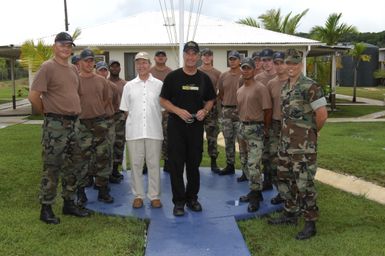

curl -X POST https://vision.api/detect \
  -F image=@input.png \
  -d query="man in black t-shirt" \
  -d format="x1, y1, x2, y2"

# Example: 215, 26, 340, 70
160, 41, 216, 217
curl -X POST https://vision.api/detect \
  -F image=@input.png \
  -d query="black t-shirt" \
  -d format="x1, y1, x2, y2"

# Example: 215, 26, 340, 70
160, 68, 216, 115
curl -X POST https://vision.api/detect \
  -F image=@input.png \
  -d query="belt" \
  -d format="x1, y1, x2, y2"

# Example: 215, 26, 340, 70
242, 121, 263, 125
80, 116, 106, 123
222, 105, 237, 108
45, 113, 78, 120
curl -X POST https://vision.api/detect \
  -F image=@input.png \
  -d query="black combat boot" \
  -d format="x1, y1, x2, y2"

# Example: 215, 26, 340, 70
262, 170, 273, 191
295, 221, 317, 240
219, 164, 235, 175
267, 211, 298, 225
237, 172, 248, 182
210, 157, 220, 173
240, 190, 264, 203
247, 190, 263, 212
62, 200, 91, 217
85, 175, 94, 187
110, 163, 123, 183
98, 186, 114, 203
142, 163, 148, 174
76, 187, 88, 206
163, 160, 170, 173
40, 204, 60, 224
270, 193, 285, 205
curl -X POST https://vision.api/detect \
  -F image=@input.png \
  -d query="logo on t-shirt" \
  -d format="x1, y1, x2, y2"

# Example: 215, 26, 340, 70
182, 84, 199, 91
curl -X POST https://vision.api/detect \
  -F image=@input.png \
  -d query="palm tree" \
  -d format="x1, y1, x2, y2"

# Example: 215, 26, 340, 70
310, 13, 357, 109
236, 8, 308, 35
258, 8, 309, 34
236, 17, 260, 28
349, 43, 370, 102
310, 13, 357, 45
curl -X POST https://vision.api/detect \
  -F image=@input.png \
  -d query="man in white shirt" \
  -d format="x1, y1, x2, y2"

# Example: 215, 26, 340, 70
120, 52, 164, 209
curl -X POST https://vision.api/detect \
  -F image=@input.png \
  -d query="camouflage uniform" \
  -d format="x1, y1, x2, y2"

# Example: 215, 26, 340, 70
239, 122, 264, 190
40, 116, 83, 204
221, 107, 247, 170
161, 111, 169, 161
204, 106, 219, 158
113, 111, 126, 166
267, 120, 281, 183
77, 118, 111, 187
277, 74, 326, 221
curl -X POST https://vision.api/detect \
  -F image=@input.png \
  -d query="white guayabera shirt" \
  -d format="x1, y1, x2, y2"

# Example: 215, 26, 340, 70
119, 74, 163, 141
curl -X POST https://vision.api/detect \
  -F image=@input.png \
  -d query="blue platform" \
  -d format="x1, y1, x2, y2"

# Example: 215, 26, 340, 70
85, 168, 283, 256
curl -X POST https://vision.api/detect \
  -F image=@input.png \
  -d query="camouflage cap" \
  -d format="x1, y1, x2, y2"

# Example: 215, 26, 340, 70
285, 49, 302, 64
240, 57, 255, 69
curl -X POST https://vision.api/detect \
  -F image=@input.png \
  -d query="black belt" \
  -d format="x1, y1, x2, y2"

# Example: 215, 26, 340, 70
45, 113, 78, 120
242, 121, 263, 125
80, 116, 106, 123
222, 105, 237, 108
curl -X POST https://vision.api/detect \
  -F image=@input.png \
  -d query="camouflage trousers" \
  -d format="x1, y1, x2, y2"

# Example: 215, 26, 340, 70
267, 120, 281, 183
78, 117, 111, 187
113, 111, 126, 166
239, 122, 264, 191
161, 111, 168, 161
277, 152, 319, 221
204, 106, 219, 158
39, 115, 82, 204
221, 107, 247, 168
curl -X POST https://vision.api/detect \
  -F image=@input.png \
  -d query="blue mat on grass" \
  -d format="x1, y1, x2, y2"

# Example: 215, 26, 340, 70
85, 168, 283, 255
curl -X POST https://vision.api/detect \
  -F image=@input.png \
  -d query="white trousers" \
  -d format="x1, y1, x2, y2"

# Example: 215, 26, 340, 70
127, 139, 162, 200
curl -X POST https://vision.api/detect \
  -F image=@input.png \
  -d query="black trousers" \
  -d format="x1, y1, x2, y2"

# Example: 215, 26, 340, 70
167, 116, 204, 205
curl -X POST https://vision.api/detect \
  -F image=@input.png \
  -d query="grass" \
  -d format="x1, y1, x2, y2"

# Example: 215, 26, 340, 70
0, 78, 29, 104
328, 105, 385, 118
318, 122, 385, 186
336, 86, 385, 101
1, 124, 384, 256
239, 182, 385, 256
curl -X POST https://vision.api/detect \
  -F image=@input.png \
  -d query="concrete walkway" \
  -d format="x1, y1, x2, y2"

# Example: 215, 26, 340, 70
0, 99, 384, 206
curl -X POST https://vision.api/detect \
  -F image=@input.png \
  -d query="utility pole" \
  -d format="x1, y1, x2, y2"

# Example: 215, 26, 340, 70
64, 0, 69, 31
179, 0, 184, 67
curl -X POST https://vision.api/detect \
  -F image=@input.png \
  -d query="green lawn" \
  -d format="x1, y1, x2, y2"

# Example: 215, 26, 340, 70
318, 122, 385, 186
328, 105, 385, 118
336, 86, 385, 101
0, 124, 384, 256
0, 78, 29, 104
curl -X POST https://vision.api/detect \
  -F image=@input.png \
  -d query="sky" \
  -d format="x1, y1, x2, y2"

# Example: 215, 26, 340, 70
1, 0, 384, 45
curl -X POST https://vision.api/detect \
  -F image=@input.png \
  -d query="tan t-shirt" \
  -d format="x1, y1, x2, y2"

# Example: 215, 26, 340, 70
108, 78, 126, 112
149, 66, 172, 82
237, 81, 272, 122
267, 76, 287, 121
105, 80, 120, 117
31, 59, 81, 115
254, 72, 277, 86
217, 71, 241, 106
198, 66, 221, 92
79, 74, 110, 119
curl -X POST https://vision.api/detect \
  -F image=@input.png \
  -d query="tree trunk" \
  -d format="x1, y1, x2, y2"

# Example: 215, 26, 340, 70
353, 68, 357, 103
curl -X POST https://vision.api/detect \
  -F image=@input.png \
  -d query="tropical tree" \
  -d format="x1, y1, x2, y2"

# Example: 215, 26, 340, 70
310, 13, 357, 45
348, 43, 371, 102
309, 13, 357, 109
236, 17, 260, 28
236, 8, 309, 35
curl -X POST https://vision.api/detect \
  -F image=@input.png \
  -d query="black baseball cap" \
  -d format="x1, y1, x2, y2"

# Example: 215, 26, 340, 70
251, 51, 261, 60
273, 51, 285, 62
55, 32, 75, 46
183, 41, 200, 53
228, 50, 240, 59
71, 55, 80, 64
109, 60, 120, 66
155, 50, 167, 56
201, 48, 213, 56
80, 49, 94, 60
260, 48, 274, 59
